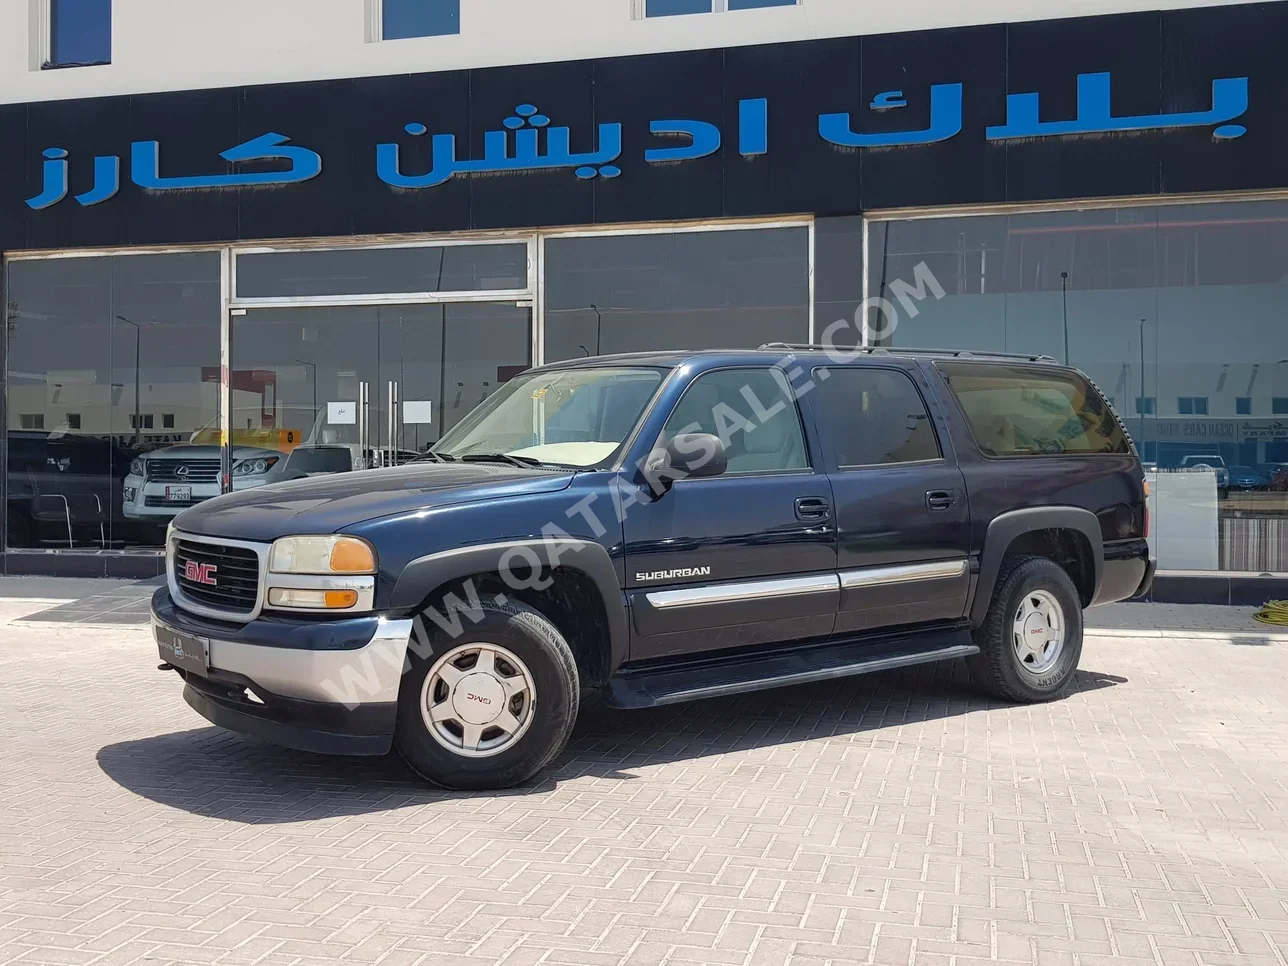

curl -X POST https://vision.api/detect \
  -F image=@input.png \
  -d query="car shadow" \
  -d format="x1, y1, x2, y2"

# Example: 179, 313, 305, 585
96, 662, 1126, 823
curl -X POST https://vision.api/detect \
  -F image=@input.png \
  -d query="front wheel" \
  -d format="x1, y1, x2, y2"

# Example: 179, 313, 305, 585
968, 556, 1084, 703
395, 596, 579, 790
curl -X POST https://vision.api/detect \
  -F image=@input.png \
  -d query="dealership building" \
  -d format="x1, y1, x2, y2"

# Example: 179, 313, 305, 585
1, 0, 1286, 599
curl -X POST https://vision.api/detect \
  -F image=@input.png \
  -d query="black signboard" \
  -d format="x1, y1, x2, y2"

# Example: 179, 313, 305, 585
0, 1, 1284, 252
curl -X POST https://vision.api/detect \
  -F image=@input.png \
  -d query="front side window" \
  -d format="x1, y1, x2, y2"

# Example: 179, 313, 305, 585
661, 368, 809, 474
939, 363, 1130, 457
383, 0, 460, 39
814, 368, 941, 467
434, 367, 665, 467
47, 0, 111, 68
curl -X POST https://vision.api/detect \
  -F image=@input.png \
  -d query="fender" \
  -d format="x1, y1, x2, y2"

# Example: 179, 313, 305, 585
387, 539, 630, 676
969, 507, 1104, 626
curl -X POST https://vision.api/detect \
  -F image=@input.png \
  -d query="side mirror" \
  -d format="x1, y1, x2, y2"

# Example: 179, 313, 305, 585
646, 433, 728, 494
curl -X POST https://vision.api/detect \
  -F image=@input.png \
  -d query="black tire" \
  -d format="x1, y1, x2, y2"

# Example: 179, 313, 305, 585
967, 555, 1084, 703
395, 595, 579, 790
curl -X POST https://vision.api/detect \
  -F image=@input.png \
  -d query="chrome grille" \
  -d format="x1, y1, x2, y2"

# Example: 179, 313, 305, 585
147, 459, 221, 483
173, 539, 260, 614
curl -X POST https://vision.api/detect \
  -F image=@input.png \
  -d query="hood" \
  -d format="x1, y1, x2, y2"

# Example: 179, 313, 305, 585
173, 462, 575, 542
144, 444, 281, 460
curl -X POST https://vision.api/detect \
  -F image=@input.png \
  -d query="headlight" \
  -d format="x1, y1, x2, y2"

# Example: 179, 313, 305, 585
129, 458, 144, 476
268, 535, 376, 575
232, 457, 279, 477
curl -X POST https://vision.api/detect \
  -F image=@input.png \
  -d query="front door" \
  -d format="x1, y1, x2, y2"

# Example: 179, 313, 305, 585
226, 302, 532, 484
809, 364, 971, 635
623, 366, 838, 662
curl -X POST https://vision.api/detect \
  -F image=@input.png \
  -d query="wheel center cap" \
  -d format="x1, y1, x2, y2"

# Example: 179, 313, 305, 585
452, 673, 505, 725
1022, 614, 1049, 645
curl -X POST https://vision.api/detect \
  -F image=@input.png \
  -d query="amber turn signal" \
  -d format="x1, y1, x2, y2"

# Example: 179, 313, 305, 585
329, 537, 377, 574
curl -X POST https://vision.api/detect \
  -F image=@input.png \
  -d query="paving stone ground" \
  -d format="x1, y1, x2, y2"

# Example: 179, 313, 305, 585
2, 608, 1288, 966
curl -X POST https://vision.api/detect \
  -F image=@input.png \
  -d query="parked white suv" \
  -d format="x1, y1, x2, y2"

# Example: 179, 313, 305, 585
122, 444, 293, 523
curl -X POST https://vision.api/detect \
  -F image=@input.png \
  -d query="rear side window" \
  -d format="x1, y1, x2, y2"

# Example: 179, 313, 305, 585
814, 367, 941, 467
937, 363, 1129, 457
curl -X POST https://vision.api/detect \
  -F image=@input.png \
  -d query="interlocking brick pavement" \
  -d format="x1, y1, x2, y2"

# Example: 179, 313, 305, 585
2, 614, 1288, 966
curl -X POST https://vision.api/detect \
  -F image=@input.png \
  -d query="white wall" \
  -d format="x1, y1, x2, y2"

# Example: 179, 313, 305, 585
0, 0, 1257, 106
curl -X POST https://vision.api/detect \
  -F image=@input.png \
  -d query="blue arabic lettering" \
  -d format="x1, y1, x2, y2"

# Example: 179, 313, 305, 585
26, 148, 70, 210
739, 98, 768, 156
75, 156, 120, 206
377, 105, 623, 188
870, 90, 907, 111
819, 83, 963, 148
986, 72, 1248, 140
131, 132, 323, 190
645, 119, 721, 163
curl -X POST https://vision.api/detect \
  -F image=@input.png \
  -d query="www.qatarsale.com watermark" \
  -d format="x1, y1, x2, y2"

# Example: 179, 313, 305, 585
315, 260, 948, 708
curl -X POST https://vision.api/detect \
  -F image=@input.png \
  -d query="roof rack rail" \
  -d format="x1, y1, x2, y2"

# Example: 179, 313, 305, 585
757, 343, 1059, 363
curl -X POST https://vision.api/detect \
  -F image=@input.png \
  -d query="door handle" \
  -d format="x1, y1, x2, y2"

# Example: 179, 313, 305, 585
795, 497, 831, 521
926, 490, 955, 511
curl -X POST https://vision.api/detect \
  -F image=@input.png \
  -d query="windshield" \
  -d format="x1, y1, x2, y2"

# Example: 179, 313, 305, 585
434, 367, 666, 467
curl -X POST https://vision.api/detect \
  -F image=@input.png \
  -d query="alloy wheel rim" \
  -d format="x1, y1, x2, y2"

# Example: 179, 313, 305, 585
1012, 589, 1065, 675
420, 643, 536, 758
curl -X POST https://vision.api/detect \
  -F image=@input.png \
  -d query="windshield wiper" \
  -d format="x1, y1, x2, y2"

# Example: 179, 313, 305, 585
458, 452, 545, 468
413, 451, 460, 463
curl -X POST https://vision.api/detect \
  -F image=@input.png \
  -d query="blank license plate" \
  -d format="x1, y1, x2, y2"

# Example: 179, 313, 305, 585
165, 486, 192, 502
155, 623, 209, 676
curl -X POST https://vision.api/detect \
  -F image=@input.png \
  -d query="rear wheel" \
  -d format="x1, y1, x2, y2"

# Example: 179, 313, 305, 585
395, 596, 579, 790
968, 556, 1083, 702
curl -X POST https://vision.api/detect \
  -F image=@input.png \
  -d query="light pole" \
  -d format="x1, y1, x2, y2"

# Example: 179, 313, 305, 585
115, 315, 146, 446
295, 359, 317, 423
1139, 318, 1148, 447
1060, 272, 1070, 365
588, 303, 603, 356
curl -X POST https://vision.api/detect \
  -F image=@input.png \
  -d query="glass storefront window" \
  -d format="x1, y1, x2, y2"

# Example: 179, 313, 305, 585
5, 253, 221, 551
543, 226, 810, 363
235, 244, 529, 299
867, 200, 1288, 573
228, 302, 532, 476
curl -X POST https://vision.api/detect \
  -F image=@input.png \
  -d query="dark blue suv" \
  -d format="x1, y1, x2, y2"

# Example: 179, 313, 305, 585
152, 346, 1154, 789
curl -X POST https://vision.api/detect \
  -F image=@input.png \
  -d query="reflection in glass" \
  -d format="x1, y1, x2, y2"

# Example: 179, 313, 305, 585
230, 303, 531, 475
544, 228, 809, 363
383, 0, 460, 38
646, 0, 712, 14
5, 253, 221, 550
235, 244, 528, 299
48, 0, 111, 67
867, 200, 1288, 573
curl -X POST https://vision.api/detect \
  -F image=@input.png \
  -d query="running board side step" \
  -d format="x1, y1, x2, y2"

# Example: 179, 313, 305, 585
606, 630, 979, 709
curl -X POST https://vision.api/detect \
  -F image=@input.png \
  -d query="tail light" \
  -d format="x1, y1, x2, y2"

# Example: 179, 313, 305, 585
1143, 479, 1151, 538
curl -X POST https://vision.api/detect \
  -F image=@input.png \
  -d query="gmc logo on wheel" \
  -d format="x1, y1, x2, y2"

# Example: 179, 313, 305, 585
465, 692, 492, 706
182, 561, 218, 586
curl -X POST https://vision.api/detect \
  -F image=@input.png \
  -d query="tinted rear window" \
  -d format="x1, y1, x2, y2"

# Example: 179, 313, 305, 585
937, 363, 1130, 457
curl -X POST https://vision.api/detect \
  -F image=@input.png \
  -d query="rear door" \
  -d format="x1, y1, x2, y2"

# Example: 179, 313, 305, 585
623, 366, 838, 661
812, 364, 971, 634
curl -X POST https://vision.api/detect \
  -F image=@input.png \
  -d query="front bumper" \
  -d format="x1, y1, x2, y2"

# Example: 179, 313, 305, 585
152, 588, 413, 756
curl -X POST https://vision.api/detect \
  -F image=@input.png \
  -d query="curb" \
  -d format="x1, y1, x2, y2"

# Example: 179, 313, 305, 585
1087, 627, 1288, 643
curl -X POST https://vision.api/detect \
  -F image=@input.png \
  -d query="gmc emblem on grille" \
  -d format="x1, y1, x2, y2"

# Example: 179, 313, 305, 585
182, 561, 218, 586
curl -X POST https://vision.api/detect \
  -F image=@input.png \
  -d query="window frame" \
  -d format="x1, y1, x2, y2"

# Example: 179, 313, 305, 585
654, 365, 815, 479
39, 0, 112, 70
810, 365, 945, 471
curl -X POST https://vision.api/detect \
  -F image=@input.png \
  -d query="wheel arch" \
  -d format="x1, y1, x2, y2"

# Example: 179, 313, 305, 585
388, 539, 629, 685
970, 507, 1103, 626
